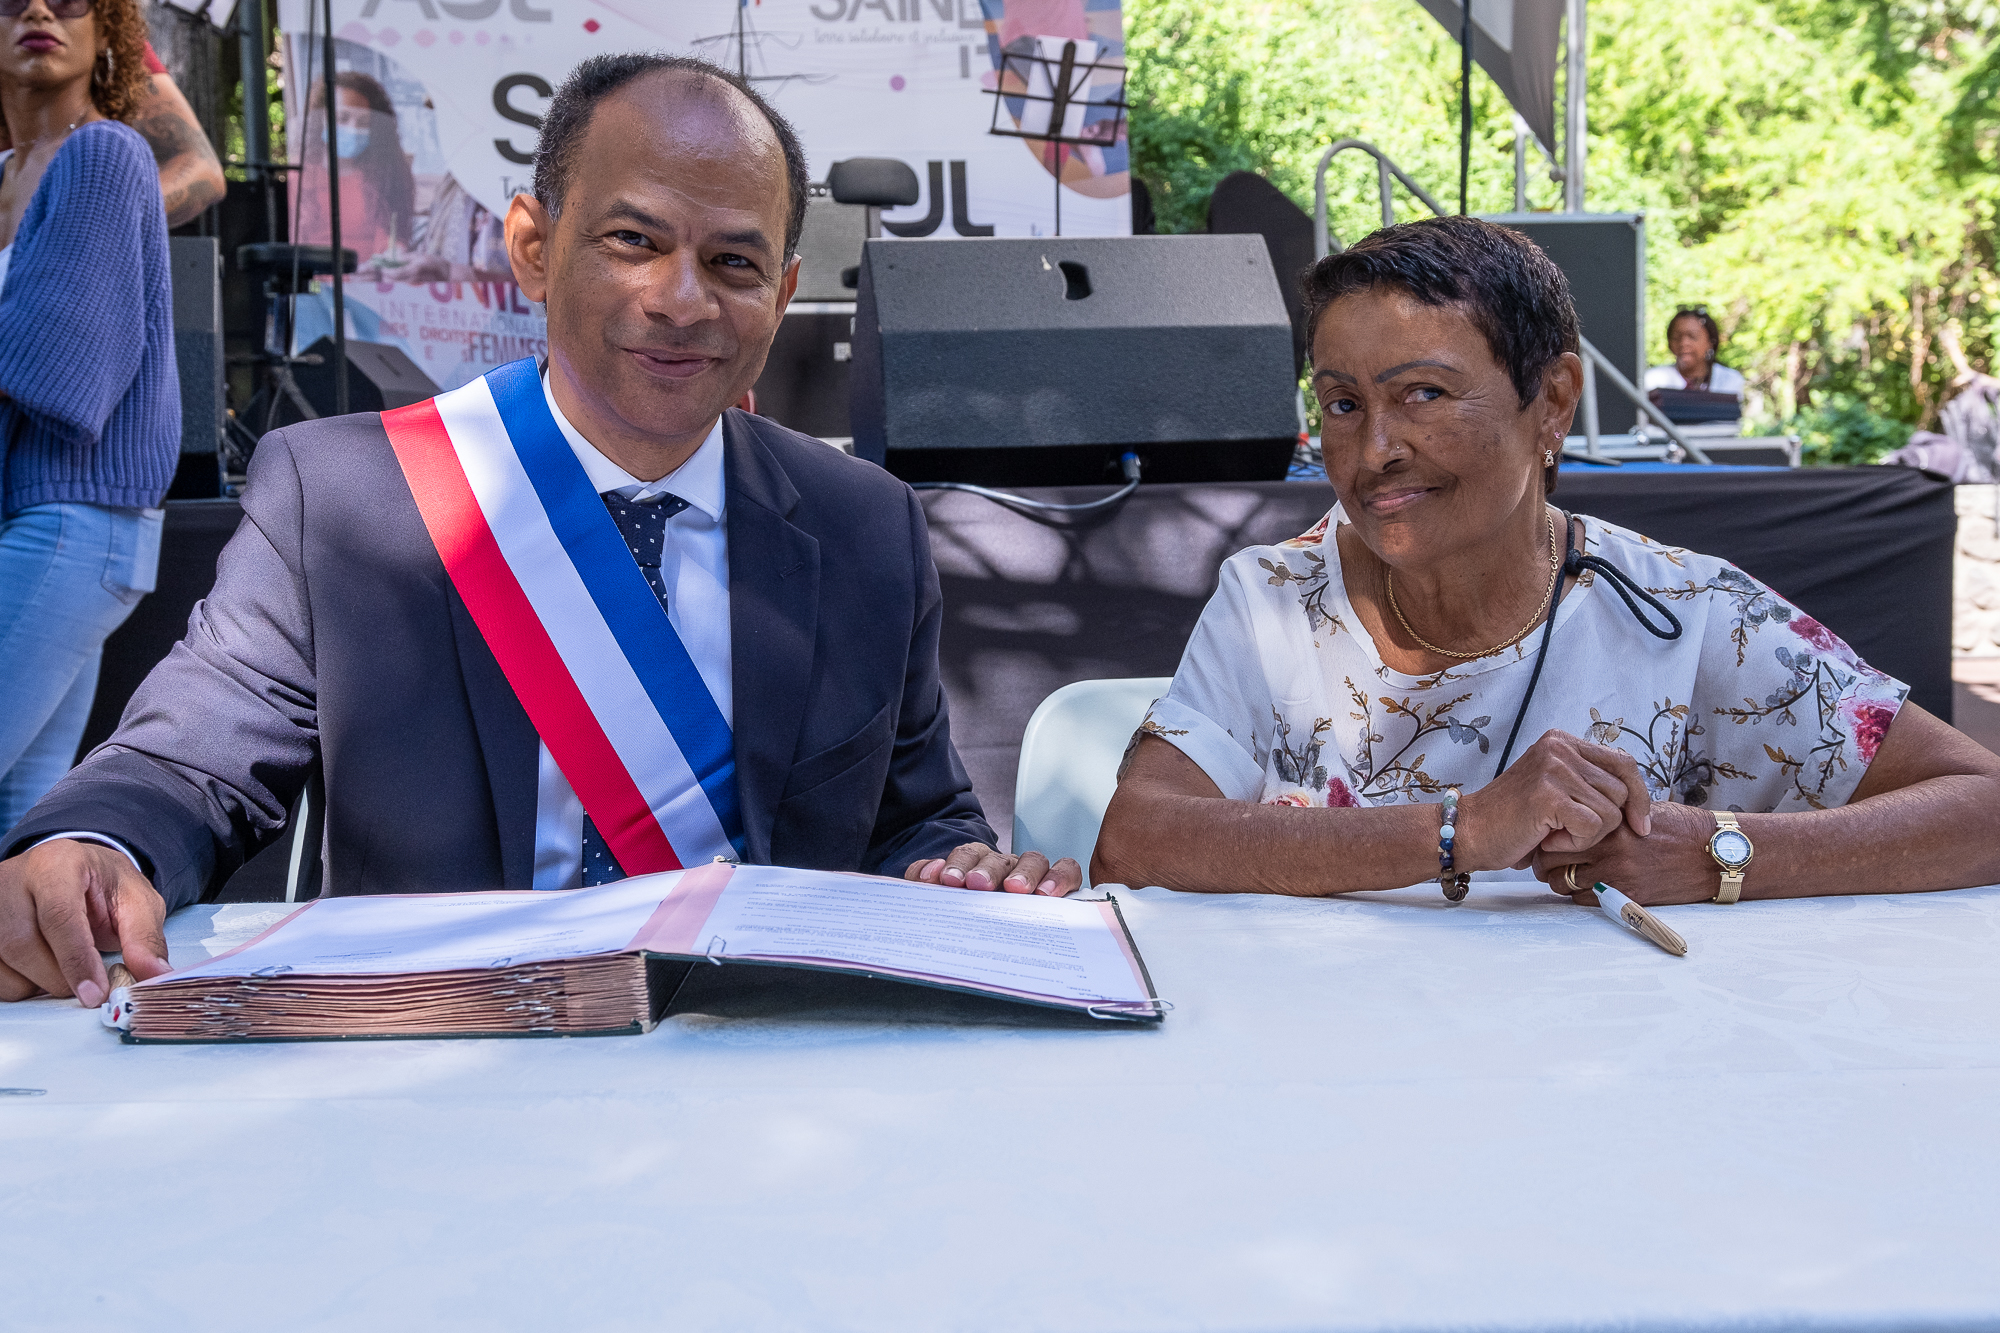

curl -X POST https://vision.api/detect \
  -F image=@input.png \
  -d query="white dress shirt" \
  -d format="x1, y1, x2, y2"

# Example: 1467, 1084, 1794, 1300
532, 371, 732, 890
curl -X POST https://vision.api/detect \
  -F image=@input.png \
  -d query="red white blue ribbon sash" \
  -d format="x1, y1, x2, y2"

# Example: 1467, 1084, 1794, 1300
381, 357, 740, 876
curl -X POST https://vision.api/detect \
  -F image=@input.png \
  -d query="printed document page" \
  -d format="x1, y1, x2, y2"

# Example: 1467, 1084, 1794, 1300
160, 874, 687, 982
695, 867, 1151, 1004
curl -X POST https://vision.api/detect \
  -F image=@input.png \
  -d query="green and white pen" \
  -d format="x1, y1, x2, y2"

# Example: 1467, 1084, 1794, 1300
1591, 881, 1688, 957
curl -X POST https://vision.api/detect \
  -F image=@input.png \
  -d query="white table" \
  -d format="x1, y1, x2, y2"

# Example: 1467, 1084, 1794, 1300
4, 879, 1998, 1331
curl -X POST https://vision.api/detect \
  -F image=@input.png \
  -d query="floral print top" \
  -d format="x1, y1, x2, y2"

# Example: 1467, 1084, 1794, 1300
1144, 510, 1907, 815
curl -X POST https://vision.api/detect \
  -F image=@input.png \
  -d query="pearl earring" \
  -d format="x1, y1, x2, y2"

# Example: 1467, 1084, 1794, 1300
1544, 449, 1555, 467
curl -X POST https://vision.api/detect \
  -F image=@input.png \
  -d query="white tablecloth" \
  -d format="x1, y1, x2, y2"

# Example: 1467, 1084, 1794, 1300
3, 878, 1998, 1331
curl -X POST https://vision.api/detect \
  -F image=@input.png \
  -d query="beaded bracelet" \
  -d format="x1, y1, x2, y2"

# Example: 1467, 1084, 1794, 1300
1437, 787, 1471, 903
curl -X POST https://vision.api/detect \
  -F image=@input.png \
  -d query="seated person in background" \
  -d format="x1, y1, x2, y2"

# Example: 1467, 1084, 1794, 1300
1644, 305, 1745, 396
1094, 217, 2000, 906
0, 52, 1076, 1009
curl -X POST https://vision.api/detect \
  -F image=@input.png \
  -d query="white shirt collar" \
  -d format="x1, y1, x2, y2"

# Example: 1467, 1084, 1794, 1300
539, 368, 726, 522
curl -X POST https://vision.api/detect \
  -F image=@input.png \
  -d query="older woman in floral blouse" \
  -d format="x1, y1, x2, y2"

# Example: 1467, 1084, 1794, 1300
1094, 217, 2000, 906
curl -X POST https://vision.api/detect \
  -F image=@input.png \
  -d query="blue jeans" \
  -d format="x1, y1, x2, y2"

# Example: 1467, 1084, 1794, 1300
0, 503, 163, 833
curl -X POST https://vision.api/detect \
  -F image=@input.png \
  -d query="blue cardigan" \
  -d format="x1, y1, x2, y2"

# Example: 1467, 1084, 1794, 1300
0, 120, 178, 516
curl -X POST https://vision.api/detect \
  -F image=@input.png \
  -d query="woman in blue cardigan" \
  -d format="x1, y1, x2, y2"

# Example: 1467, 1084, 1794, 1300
0, 0, 177, 832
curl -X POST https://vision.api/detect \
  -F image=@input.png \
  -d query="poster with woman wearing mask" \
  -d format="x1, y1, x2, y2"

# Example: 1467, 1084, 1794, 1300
279, 1, 1129, 392
297, 70, 419, 269
285, 35, 542, 392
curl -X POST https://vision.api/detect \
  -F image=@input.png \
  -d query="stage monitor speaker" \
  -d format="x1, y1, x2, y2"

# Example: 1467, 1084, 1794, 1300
852, 235, 1298, 486
166, 238, 227, 498
754, 311, 853, 441
169, 237, 225, 456
1207, 170, 1314, 378
291, 337, 442, 419
1480, 212, 1645, 434
794, 186, 867, 303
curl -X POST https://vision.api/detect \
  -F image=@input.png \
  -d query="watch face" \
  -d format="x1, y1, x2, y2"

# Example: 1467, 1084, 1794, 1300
1712, 828, 1752, 868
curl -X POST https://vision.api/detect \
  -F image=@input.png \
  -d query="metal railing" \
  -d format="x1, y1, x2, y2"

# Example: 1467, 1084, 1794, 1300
1312, 139, 1447, 259
1512, 114, 1562, 213
1577, 336, 1712, 464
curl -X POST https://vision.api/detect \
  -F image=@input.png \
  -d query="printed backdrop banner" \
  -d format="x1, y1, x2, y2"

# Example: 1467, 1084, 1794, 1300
276, 0, 1130, 391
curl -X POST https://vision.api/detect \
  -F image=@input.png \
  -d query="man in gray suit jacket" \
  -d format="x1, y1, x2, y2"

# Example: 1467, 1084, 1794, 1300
0, 54, 1080, 1008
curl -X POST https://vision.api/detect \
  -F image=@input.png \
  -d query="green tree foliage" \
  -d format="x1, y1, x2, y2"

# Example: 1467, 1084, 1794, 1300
1792, 392, 1922, 464
1126, 0, 2000, 458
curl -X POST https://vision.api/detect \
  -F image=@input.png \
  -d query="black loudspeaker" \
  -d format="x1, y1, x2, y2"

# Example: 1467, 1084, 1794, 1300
167, 237, 226, 497
851, 236, 1299, 486
1207, 171, 1314, 378
753, 311, 853, 440
1481, 212, 1646, 433
290, 337, 442, 418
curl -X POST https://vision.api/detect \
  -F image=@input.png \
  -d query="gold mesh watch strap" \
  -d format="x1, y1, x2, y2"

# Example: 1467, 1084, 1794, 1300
1712, 811, 1744, 904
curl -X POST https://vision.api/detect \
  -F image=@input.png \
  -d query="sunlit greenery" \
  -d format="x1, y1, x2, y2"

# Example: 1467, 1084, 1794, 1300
1128, 0, 2000, 459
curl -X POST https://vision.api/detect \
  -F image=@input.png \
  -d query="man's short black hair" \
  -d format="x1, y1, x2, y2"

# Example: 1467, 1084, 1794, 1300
1302, 216, 1580, 410
533, 52, 811, 262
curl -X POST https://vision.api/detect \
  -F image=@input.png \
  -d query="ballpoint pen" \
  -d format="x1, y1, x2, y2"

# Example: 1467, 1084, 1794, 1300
1590, 881, 1688, 957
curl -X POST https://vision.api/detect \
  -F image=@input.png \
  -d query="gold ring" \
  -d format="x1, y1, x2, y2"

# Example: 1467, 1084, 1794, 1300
1564, 865, 1581, 893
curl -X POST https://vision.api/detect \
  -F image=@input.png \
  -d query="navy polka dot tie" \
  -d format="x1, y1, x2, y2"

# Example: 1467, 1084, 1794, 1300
580, 490, 690, 887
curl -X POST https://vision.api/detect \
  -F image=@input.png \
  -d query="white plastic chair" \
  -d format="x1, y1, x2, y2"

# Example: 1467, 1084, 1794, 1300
1011, 677, 1173, 886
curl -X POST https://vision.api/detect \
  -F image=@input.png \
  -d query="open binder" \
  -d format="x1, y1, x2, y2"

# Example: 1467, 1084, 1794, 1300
103, 864, 1165, 1043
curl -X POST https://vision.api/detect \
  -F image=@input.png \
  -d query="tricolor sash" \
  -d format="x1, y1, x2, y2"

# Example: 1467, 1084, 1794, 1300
381, 357, 740, 876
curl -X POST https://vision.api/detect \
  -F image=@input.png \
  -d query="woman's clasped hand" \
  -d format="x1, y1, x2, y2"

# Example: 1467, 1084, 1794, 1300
1460, 730, 1721, 908
1454, 730, 1651, 872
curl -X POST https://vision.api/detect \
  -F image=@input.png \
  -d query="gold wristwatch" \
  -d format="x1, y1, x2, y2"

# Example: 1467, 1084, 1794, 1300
1708, 811, 1754, 904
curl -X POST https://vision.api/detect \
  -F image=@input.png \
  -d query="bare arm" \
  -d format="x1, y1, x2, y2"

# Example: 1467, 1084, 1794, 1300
1092, 730, 1652, 895
132, 72, 225, 228
1535, 702, 2000, 904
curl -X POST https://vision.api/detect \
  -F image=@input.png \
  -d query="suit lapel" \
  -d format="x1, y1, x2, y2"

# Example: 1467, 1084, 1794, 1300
724, 410, 820, 864
446, 584, 540, 888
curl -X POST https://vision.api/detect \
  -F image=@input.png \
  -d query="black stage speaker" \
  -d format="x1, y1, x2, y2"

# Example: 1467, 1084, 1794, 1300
1207, 171, 1314, 377
167, 237, 226, 497
750, 187, 863, 440
1480, 212, 1645, 434
851, 235, 1299, 486
794, 187, 866, 303
291, 336, 442, 418
753, 311, 853, 441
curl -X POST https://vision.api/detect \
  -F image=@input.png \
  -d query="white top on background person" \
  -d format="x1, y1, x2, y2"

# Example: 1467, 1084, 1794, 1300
1646, 362, 1746, 394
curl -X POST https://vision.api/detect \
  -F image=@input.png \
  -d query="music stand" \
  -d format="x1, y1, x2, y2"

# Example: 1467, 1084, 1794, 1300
987, 38, 1128, 236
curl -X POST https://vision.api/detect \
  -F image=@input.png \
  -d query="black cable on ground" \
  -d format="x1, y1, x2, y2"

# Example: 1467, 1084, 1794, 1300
912, 451, 1143, 519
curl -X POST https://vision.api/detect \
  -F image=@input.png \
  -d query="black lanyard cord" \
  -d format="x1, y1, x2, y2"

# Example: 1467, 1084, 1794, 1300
1566, 548, 1684, 642
1493, 516, 1573, 776
1490, 516, 1683, 776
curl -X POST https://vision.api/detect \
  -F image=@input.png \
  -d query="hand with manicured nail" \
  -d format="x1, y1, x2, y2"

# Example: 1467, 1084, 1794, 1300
0, 839, 171, 1007
904, 843, 1082, 897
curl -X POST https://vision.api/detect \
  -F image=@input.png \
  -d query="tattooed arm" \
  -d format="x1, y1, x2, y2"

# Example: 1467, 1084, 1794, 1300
132, 72, 225, 228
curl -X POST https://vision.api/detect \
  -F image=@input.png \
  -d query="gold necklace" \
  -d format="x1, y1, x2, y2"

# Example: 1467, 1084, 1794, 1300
1386, 509, 1562, 661
9, 121, 79, 158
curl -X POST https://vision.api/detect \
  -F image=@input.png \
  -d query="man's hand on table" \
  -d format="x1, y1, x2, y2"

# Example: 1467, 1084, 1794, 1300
0, 839, 170, 1006
905, 843, 1082, 896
